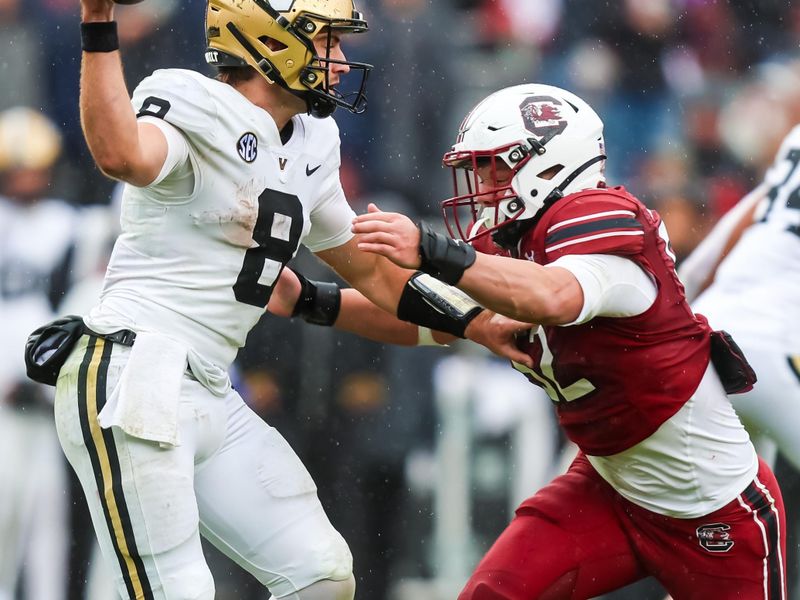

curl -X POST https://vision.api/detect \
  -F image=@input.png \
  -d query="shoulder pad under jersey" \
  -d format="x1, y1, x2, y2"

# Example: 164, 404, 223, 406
539, 188, 646, 261
130, 69, 219, 141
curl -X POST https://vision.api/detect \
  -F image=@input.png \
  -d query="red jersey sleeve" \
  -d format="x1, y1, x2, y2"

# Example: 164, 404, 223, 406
539, 191, 646, 262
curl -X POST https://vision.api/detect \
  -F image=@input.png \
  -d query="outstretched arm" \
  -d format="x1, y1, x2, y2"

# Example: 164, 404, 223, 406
80, 0, 168, 185
265, 243, 535, 365
318, 235, 535, 364
267, 267, 438, 345
351, 204, 584, 325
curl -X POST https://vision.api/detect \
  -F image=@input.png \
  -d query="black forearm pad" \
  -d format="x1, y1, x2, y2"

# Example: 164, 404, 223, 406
397, 272, 483, 338
291, 272, 342, 327
417, 221, 477, 285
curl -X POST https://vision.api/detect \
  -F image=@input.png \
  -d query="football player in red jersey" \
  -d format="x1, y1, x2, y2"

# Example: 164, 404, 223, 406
351, 84, 787, 599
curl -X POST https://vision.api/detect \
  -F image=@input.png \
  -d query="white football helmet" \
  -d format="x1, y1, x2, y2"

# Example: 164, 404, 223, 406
441, 84, 606, 244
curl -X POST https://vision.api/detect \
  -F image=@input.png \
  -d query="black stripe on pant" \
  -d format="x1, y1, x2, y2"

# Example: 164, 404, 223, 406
743, 480, 783, 599
77, 336, 154, 600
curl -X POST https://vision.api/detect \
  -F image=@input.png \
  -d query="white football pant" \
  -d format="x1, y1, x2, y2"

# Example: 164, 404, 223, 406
54, 335, 353, 600
729, 343, 800, 470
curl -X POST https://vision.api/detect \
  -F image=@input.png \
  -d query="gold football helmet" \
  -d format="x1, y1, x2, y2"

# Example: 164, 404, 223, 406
0, 107, 62, 172
206, 0, 371, 118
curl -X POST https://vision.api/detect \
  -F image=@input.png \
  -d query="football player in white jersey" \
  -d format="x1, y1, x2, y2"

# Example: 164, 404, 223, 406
59, 1, 529, 599
681, 125, 800, 471
0, 107, 117, 600
0, 107, 71, 600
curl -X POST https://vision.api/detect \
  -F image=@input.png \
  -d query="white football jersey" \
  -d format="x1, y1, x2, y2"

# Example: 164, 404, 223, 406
85, 69, 355, 371
694, 125, 800, 352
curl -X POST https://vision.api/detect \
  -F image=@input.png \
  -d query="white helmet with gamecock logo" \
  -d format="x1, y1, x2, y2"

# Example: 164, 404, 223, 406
442, 84, 606, 244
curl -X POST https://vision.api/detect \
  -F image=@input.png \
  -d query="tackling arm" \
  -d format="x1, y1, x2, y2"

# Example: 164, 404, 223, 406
338, 288, 444, 345
80, 0, 168, 185
266, 265, 443, 345
457, 255, 584, 325
311, 238, 535, 364
314, 238, 457, 343
351, 204, 584, 325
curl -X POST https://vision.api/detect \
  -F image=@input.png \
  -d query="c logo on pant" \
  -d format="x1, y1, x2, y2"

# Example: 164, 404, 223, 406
696, 522, 734, 553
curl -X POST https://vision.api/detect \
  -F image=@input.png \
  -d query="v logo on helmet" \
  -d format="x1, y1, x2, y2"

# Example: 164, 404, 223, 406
520, 96, 568, 145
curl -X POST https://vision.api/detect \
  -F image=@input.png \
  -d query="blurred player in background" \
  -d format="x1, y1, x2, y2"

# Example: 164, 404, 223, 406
56, 0, 528, 598
351, 83, 786, 599
681, 124, 800, 474
676, 85, 800, 600
0, 106, 69, 600
0, 107, 111, 600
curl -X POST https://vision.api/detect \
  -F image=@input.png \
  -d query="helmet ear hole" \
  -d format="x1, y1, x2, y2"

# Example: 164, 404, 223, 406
259, 36, 288, 51
537, 164, 564, 180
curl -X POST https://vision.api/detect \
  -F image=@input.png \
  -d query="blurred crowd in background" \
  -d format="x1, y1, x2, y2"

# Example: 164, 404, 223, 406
2, 0, 800, 599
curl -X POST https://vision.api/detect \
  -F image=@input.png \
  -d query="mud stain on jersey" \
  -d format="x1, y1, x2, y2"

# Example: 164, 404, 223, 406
191, 179, 264, 247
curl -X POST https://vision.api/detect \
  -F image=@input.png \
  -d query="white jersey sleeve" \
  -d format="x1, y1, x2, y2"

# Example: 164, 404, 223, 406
137, 116, 193, 197
692, 124, 800, 352
546, 254, 657, 325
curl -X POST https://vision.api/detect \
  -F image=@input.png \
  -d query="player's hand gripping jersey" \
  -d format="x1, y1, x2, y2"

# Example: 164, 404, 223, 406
479, 187, 713, 456
85, 69, 356, 375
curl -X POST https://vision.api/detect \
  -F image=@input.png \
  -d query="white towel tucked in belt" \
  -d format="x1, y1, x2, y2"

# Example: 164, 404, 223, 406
98, 332, 187, 447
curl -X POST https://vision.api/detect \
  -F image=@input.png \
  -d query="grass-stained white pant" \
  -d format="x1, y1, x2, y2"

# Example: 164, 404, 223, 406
54, 335, 352, 600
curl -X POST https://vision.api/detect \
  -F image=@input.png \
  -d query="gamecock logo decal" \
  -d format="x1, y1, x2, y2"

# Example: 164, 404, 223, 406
520, 96, 568, 145
696, 523, 735, 553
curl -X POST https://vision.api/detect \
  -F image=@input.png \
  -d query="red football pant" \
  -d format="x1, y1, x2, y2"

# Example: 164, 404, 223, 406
459, 454, 785, 600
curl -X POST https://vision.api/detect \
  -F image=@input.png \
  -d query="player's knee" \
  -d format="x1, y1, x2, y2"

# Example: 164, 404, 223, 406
459, 579, 510, 600
313, 529, 353, 583
291, 531, 353, 599
292, 574, 355, 600
158, 562, 215, 600
459, 573, 521, 600
459, 569, 562, 600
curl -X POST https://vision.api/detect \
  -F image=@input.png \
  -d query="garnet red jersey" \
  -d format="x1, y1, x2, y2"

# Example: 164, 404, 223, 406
478, 187, 713, 456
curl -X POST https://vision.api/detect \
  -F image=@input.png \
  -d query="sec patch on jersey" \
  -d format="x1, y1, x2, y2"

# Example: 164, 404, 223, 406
237, 132, 258, 163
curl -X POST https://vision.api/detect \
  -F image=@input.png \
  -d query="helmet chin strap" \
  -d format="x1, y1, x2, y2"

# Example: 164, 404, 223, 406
301, 90, 337, 118
550, 154, 607, 200
490, 154, 607, 251
490, 216, 537, 253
